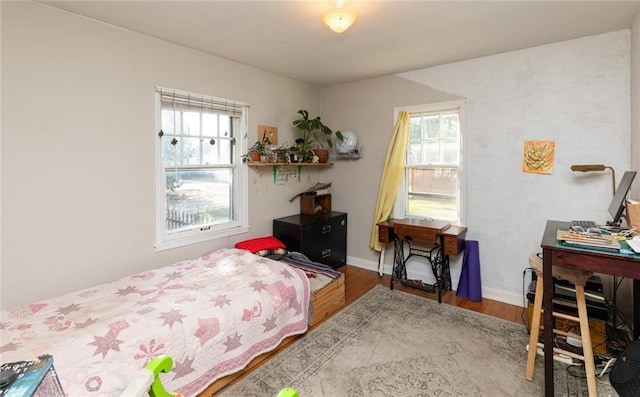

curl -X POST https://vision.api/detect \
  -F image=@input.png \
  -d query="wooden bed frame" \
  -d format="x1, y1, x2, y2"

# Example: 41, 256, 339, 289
309, 272, 346, 327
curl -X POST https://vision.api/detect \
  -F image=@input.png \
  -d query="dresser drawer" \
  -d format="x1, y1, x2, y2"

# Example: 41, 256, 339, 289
394, 224, 438, 242
443, 235, 465, 255
377, 223, 395, 244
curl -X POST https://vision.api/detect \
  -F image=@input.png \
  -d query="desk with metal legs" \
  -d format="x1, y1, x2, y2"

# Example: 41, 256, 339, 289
540, 220, 640, 397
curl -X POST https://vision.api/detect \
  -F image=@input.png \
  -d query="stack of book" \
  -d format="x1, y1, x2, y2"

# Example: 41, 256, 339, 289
556, 229, 621, 252
0, 355, 64, 397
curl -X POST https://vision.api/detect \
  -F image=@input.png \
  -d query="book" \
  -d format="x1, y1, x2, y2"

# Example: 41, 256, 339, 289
0, 355, 60, 397
556, 229, 621, 252
305, 188, 330, 196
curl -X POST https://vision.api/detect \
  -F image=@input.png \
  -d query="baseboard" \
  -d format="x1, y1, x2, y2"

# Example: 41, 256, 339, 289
345, 255, 378, 272
345, 255, 525, 308
482, 286, 525, 308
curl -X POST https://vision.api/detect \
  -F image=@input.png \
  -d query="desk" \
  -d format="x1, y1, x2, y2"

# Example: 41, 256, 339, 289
378, 218, 467, 303
541, 220, 640, 397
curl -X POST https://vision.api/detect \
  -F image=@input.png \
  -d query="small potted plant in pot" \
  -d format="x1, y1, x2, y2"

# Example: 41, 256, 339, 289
292, 109, 343, 163
242, 136, 271, 162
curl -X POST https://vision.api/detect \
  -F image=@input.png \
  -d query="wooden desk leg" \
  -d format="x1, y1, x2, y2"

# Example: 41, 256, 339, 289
542, 248, 554, 397
634, 278, 640, 339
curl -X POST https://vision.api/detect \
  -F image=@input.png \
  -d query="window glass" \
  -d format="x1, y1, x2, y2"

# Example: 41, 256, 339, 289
397, 102, 464, 223
219, 137, 232, 164
161, 110, 179, 134
182, 111, 200, 136
202, 140, 217, 165
155, 87, 248, 250
180, 137, 200, 165
165, 169, 232, 233
202, 113, 218, 138
407, 168, 458, 221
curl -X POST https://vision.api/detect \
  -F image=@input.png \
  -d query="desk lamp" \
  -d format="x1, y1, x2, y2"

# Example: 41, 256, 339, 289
570, 164, 616, 195
570, 164, 620, 329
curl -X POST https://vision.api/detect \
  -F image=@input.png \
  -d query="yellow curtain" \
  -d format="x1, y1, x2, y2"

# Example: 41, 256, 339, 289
369, 111, 410, 251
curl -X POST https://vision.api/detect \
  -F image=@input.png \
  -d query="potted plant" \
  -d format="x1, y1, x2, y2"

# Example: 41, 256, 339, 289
242, 136, 271, 162
292, 109, 343, 163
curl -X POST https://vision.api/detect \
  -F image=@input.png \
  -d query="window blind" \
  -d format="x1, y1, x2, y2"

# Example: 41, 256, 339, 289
156, 87, 247, 117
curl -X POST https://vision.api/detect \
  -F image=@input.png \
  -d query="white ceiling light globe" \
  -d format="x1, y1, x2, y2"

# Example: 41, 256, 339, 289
336, 130, 357, 154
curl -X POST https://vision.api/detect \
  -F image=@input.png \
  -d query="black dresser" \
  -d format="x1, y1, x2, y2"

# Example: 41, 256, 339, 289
273, 212, 347, 268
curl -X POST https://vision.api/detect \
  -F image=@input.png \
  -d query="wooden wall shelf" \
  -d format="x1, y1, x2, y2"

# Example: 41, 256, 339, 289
246, 162, 333, 183
247, 162, 333, 167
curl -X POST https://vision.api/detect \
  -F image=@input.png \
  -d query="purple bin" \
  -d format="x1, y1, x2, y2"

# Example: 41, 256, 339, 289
456, 240, 482, 302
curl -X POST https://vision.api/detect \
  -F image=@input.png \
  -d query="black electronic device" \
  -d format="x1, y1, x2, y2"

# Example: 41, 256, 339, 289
526, 278, 608, 320
608, 171, 637, 225
557, 275, 604, 294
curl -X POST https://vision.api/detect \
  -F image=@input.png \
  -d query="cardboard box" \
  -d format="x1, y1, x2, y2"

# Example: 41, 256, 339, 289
626, 201, 640, 229
526, 303, 607, 355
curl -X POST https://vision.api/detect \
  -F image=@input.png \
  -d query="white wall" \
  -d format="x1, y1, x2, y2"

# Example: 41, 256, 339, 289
323, 31, 631, 307
1, 2, 321, 308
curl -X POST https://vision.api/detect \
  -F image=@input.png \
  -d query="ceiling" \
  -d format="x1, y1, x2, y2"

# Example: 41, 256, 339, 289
40, 1, 640, 87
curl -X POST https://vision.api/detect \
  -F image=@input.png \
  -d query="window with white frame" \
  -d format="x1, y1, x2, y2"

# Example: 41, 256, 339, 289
154, 87, 248, 250
394, 101, 465, 224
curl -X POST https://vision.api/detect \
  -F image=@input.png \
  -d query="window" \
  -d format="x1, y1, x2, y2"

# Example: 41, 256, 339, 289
155, 87, 248, 250
394, 101, 465, 224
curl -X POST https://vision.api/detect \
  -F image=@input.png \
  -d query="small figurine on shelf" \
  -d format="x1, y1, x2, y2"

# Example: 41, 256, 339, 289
275, 143, 291, 163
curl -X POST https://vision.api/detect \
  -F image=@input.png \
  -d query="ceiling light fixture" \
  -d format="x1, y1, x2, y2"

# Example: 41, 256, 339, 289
322, 1, 356, 33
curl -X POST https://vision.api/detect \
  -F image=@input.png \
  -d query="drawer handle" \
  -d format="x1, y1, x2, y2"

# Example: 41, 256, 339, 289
322, 249, 331, 257
322, 225, 332, 234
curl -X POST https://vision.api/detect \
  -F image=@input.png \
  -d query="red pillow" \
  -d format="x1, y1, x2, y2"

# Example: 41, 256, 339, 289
235, 236, 286, 254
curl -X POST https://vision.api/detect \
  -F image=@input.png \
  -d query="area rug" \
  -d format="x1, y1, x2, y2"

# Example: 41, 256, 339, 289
221, 285, 614, 396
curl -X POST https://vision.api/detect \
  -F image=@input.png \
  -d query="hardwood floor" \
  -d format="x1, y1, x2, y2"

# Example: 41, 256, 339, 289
341, 264, 525, 325
208, 264, 526, 395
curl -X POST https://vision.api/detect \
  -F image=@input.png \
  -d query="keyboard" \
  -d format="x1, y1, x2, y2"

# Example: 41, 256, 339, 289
570, 220, 600, 230
627, 239, 640, 254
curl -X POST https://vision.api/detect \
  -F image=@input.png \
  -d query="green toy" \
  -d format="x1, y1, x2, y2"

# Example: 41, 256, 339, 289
277, 387, 299, 397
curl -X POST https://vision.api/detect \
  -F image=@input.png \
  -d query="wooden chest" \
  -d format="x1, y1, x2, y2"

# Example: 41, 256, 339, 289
310, 273, 345, 326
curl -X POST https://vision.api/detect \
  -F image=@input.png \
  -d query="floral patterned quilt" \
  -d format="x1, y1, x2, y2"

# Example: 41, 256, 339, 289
0, 248, 310, 396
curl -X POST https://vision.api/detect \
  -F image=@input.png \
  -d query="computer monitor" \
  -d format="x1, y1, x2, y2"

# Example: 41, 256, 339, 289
607, 171, 637, 225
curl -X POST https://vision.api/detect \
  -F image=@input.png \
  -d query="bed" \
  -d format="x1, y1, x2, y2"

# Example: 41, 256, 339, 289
276, 252, 345, 327
187, 247, 345, 396
0, 248, 312, 396
232, 236, 346, 328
